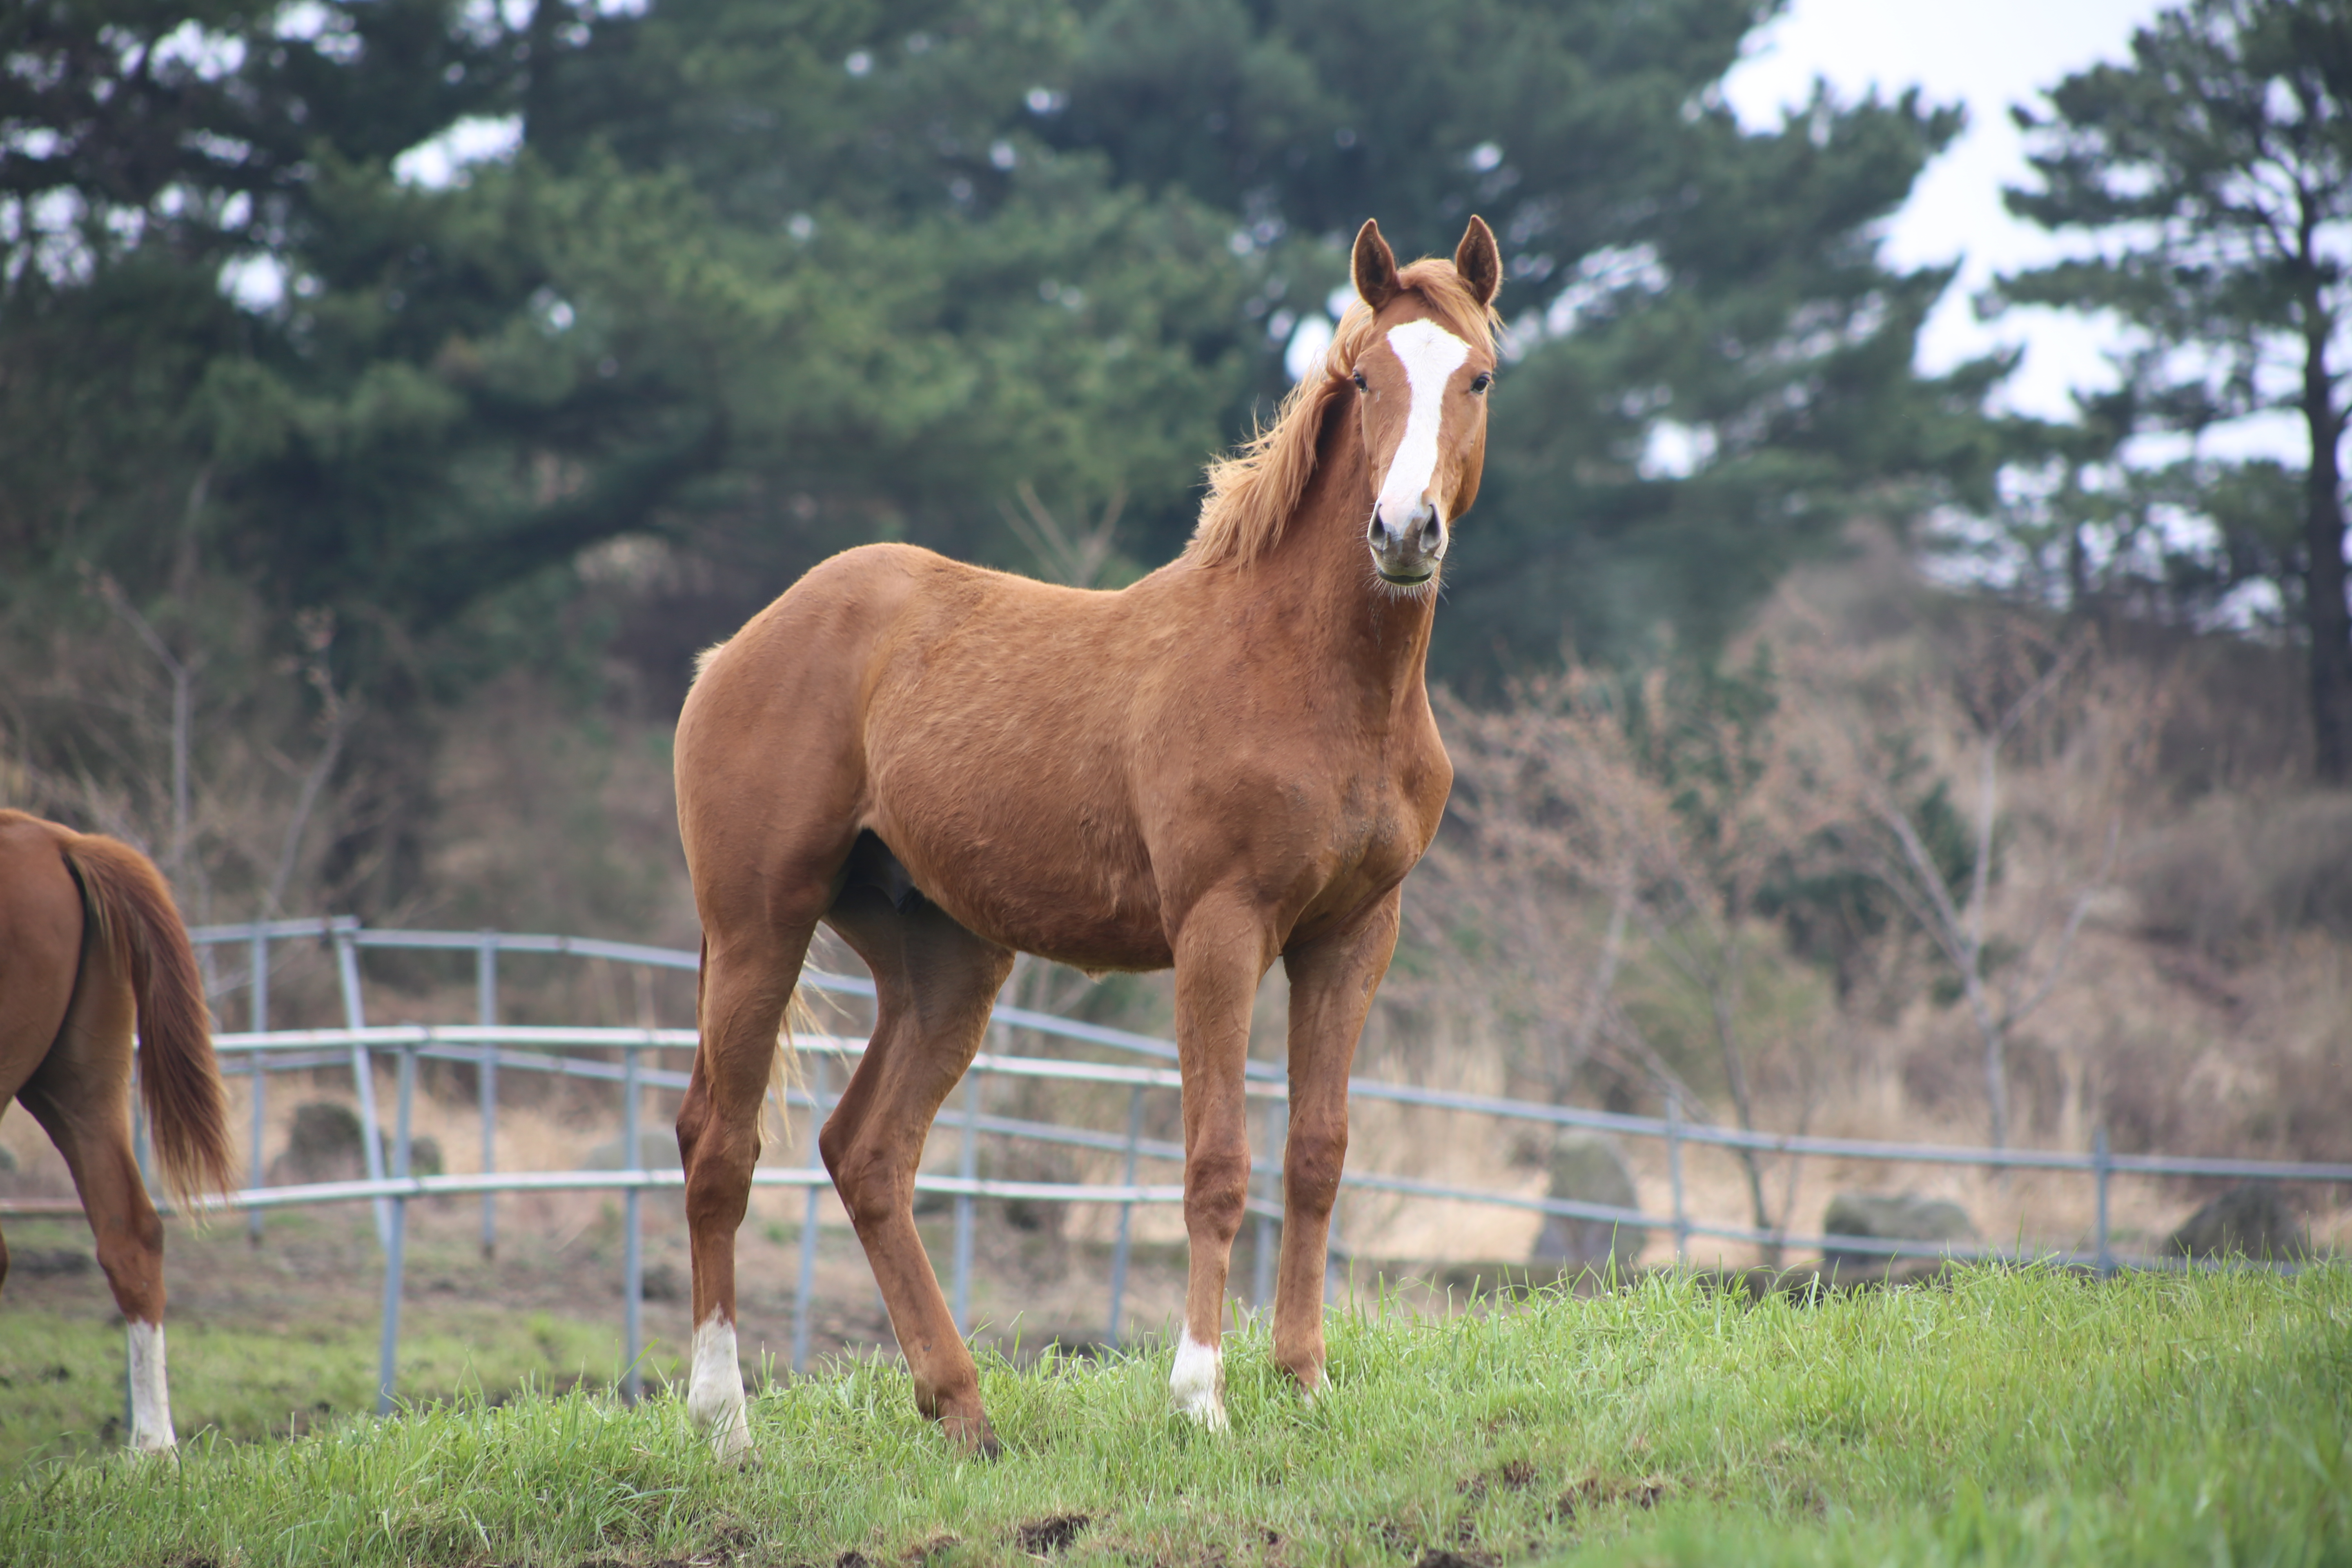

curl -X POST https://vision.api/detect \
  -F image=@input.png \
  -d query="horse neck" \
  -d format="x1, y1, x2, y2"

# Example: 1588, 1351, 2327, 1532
1257, 406, 1438, 708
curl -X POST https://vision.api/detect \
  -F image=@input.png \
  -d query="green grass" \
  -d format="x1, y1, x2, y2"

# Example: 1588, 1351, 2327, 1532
0, 1305, 649, 1470
4, 1265, 2346, 1567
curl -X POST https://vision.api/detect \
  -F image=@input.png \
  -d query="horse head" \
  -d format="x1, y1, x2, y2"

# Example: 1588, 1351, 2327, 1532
1345, 216, 1501, 590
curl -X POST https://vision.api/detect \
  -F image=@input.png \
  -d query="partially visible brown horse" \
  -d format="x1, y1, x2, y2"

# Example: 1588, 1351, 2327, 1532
674, 217, 1501, 1459
0, 810, 234, 1452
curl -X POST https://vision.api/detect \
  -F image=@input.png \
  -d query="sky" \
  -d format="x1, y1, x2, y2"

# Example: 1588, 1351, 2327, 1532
1719, 0, 2170, 426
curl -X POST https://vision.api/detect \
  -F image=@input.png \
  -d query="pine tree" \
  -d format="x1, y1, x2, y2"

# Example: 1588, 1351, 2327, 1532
2000, 0, 2352, 780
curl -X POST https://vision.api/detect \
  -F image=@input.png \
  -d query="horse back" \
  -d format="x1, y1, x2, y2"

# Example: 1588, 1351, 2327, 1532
679, 544, 1175, 964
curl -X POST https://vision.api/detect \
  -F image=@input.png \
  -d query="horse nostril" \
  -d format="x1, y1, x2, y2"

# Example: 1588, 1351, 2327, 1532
1419, 517, 1443, 553
1368, 510, 1392, 550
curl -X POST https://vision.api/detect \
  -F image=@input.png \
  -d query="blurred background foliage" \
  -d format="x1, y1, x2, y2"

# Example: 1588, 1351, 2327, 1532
0, 0, 2341, 924
2, 0, 1990, 684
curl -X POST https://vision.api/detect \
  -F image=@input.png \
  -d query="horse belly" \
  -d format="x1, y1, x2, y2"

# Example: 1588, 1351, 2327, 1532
869, 788, 1171, 972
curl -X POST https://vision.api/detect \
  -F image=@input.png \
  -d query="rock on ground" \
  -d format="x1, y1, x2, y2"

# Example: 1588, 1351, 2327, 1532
1820, 1191, 1978, 1284
2166, 1183, 2310, 1261
1529, 1133, 1644, 1271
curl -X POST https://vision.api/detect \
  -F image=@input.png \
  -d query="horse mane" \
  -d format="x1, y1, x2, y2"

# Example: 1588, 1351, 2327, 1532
1187, 257, 1499, 569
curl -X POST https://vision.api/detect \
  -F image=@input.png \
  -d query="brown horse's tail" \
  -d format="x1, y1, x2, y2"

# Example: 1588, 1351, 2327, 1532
60, 832, 236, 1212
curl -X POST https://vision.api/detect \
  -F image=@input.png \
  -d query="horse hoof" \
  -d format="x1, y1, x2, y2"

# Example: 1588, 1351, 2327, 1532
941, 1409, 1001, 1459
1170, 1334, 1229, 1432
707, 1417, 752, 1467
692, 1394, 752, 1466
1176, 1394, 1230, 1432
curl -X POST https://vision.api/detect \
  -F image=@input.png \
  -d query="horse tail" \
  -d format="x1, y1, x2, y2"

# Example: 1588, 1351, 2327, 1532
768, 985, 818, 1150
60, 832, 236, 1212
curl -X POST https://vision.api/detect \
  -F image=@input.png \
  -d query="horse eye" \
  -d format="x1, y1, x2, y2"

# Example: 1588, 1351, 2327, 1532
1351, 370, 1367, 392
1470, 372, 1493, 394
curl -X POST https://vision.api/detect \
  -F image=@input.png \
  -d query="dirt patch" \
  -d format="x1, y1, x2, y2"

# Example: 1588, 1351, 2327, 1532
1551, 1476, 1667, 1519
1013, 1515, 1092, 1555
8, 1247, 92, 1278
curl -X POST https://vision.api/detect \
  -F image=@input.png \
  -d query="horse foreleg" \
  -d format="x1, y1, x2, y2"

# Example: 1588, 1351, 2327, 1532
1168, 902, 1276, 1431
1274, 891, 1400, 1396
821, 891, 1011, 1455
678, 926, 810, 1465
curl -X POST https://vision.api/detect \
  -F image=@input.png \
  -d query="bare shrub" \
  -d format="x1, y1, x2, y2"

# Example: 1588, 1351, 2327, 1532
0, 578, 355, 929
2132, 791, 2352, 958
1409, 657, 1844, 1254
1777, 608, 2155, 1150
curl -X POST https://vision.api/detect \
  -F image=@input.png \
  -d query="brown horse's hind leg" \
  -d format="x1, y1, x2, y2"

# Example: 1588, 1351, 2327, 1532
1273, 890, 1401, 1396
677, 915, 817, 1464
820, 885, 1012, 1456
18, 953, 178, 1451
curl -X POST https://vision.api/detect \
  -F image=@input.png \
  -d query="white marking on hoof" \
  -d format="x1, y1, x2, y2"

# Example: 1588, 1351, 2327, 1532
128, 1321, 176, 1452
686, 1313, 750, 1464
1169, 1331, 1228, 1432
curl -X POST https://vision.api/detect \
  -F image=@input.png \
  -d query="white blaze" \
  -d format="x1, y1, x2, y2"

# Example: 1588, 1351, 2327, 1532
1169, 1330, 1228, 1431
687, 1312, 750, 1463
1372, 320, 1472, 539
127, 1321, 175, 1453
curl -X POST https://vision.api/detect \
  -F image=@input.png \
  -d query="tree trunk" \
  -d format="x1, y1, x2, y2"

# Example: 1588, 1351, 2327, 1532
1981, 1011, 2009, 1156
2302, 315, 2352, 784
1706, 952, 1777, 1262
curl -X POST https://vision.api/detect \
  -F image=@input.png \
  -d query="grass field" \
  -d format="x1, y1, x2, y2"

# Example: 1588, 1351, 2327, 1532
3, 1264, 2346, 1568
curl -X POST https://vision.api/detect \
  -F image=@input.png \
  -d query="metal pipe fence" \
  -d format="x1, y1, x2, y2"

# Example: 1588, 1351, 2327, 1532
21, 919, 2344, 1421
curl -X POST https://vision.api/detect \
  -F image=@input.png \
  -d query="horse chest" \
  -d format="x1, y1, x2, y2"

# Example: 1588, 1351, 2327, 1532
1319, 751, 1445, 886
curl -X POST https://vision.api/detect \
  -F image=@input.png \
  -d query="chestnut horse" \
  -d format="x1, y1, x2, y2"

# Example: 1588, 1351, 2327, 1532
674, 217, 1500, 1459
0, 810, 234, 1452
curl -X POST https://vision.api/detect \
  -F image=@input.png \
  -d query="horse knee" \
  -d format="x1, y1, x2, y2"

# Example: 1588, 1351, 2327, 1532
1283, 1121, 1348, 1220
1184, 1143, 1251, 1244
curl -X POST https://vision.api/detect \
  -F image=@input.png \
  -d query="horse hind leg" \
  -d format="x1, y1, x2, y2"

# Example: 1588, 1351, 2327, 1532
19, 950, 177, 1452
676, 914, 820, 1465
820, 884, 1013, 1455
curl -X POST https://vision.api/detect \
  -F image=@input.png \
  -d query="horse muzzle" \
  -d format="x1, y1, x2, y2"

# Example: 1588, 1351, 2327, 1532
1368, 500, 1446, 587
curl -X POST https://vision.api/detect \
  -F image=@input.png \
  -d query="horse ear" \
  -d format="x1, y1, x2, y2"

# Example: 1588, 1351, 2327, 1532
1352, 218, 1399, 313
1455, 215, 1501, 307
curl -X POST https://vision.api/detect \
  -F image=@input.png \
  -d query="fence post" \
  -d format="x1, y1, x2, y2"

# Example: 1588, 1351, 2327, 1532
375, 1039, 416, 1417
478, 937, 498, 1258
334, 927, 391, 1249
247, 924, 269, 1245
622, 1040, 643, 1405
792, 1060, 827, 1375
2094, 1125, 2113, 1278
1252, 1098, 1281, 1309
1666, 1089, 1688, 1266
1105, 1083, 1145, 1346
952, 1071, 979, 1335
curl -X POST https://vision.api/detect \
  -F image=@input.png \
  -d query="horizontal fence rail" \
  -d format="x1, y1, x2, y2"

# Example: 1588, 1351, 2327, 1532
16, 919, 2339, 1427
